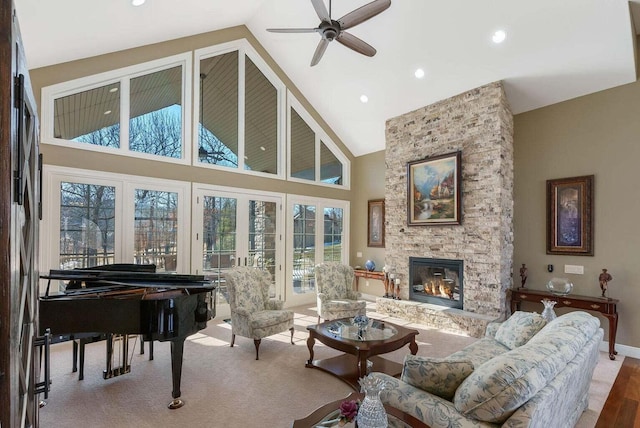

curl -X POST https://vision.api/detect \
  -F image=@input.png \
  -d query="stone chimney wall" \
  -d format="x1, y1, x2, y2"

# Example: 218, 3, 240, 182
383, 81, 514, 320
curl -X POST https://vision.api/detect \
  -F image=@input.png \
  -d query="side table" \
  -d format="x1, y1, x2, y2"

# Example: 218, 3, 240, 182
509, 288, 619, 360
291, 392, 430, 428
353, 269, 385, 292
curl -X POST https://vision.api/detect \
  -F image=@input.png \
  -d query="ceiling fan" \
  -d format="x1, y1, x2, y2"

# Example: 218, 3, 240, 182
267, 0, 391, 66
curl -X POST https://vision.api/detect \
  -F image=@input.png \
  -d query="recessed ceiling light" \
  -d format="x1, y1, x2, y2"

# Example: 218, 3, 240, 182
132, 0, 145, 6
492, 30, 506, 44
414, 68, 425, 79
104, 110, 112, 115
360, 95, 369, 103
260, 146, 266, 151
109, 87, 118, 93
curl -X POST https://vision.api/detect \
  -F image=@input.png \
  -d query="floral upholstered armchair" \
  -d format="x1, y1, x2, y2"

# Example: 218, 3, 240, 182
314, 262, 366, 323
225, 266, 294, 360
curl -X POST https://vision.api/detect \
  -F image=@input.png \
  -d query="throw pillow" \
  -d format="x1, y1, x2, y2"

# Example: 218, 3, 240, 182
400, 355, 474, 400
494, 311, 547, 349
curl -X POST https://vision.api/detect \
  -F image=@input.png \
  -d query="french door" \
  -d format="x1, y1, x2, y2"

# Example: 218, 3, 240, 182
285, 196, 349, 307
192, 185, 284, 316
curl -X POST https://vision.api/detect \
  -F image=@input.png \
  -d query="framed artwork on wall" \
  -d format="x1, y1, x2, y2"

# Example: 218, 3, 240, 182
367, 199, 385, 247
546, 175, 594, 255
407, 151, 462, 226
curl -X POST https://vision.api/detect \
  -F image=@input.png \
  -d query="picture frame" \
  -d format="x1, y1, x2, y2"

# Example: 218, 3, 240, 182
546, 175, 594, 255
407, 151, 462, 226
367, 199, 385, 247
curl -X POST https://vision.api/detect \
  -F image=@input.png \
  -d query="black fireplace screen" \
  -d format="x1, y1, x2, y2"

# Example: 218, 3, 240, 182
409, 257, 463, 309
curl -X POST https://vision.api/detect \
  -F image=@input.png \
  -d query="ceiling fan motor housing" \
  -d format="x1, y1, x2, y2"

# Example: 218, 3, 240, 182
319, 20, 341, 41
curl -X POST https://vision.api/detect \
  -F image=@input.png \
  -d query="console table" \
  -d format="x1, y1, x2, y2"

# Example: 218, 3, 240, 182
509, 288, 619, 360
353, 269, 385, 291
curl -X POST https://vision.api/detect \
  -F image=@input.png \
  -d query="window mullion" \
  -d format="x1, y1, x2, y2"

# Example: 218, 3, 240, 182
120, 78, 130, 152
238, 51, 246, 170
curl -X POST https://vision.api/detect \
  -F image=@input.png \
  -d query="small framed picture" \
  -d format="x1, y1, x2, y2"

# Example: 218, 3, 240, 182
407, 151, 462, 226
547, 175, 594, 255
367, 199, 385, 247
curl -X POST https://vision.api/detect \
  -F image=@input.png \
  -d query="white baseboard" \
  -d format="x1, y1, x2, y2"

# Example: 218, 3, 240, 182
601, 341, 640, 359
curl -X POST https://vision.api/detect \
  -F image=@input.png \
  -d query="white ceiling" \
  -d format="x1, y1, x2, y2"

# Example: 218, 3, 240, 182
14, 0, 640, 157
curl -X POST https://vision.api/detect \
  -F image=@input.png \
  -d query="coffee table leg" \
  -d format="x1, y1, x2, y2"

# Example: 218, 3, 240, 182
409, 337, 418, 355
305, 335, 316, 368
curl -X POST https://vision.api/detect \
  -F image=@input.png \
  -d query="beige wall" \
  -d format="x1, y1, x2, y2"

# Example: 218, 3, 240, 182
30, 25, 352, 202
514, 79, 640, 352
350, 150, 386, 295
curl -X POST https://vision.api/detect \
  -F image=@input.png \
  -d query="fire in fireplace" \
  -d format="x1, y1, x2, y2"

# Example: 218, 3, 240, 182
409, 257, 463, 309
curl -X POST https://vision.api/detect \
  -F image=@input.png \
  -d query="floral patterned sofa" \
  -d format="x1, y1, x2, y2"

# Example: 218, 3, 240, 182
371, 311, 603, 427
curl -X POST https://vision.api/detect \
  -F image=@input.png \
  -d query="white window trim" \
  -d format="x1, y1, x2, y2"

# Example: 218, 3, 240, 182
40, 166, 192, 292
41, 52, 193, 165
193, 39, 286, 178
287, 91, 351, 189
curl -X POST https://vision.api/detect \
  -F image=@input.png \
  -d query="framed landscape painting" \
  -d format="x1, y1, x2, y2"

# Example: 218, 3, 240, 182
546, 175, 594, 255
407, 151, 461, 226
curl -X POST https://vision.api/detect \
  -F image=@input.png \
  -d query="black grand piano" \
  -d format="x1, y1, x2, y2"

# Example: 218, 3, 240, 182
39, 264, 216, 409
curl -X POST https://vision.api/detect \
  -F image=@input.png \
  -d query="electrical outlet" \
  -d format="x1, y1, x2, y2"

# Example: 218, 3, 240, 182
357, 252, 363, 258
564, 264, 584, 274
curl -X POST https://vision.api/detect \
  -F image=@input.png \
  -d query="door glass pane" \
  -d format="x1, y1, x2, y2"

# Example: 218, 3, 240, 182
53, 83, 120, 147
133, 190, 178, 272
290, 108, 315, 180
292, 204, 316, 294
198, 51, 239, 167
320, 140, 342, 185
248, 200, 278, 297
201, 196, 237, 277
129, 66, 183, 158
323, 207, 344, 262
245, 56, 277, 175
59, 182, 116, 269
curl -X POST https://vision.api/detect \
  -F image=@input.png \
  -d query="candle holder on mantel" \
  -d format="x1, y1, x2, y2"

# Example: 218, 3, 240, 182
394, 277, 401, 300
382, 265, 393, 298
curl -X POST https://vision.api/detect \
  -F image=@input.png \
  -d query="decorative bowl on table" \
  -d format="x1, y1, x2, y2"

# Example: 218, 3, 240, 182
546, 278, 573, 296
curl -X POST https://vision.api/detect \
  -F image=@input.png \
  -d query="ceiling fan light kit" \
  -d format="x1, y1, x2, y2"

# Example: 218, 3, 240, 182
267, 0, 391, 66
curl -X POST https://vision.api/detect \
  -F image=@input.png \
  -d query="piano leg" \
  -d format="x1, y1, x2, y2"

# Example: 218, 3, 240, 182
168, 338, 185, 409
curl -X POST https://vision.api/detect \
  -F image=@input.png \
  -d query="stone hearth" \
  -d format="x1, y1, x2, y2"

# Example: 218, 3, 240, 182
379, 81, 514, 337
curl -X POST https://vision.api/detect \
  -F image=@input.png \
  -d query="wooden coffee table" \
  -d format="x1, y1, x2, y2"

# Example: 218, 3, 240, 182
305, 318, 418, 390
291, 392, 430, 428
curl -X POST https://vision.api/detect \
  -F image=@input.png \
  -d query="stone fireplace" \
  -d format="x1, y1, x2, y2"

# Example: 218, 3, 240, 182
376, 81, 514, 337
409, 257, 463, 309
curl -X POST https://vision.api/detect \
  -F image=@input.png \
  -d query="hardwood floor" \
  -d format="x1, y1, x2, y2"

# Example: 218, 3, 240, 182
596, 357, 640, 427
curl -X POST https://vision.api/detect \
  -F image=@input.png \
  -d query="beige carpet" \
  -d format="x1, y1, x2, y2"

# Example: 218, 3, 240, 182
39, 303, 622, 427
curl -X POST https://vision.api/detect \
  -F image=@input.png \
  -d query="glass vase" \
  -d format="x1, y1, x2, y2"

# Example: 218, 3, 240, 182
356, 375, 388, 428
541, 299, 557, 322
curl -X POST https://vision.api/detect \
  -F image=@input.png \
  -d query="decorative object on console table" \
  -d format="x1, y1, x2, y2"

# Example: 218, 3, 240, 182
520, 263, 528, 287
546, 277, 573, 296
599, 268, 612, 298
407, 151, 462, 226
367, 199, 385, 248
365, 259, 376, 272
510, 287, 619, 359
546, 175, 594, 255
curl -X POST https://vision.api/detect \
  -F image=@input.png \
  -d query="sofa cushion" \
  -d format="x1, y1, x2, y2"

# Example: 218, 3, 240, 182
453, 311, 600, 424
401, 355, 474, 400
494, 311, 547, 349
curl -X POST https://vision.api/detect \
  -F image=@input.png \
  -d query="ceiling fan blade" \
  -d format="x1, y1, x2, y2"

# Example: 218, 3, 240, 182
267, 28, 318, 33
336, 31, 376, 57
311, 0, 331, 22
338, 0, 391, 30
310, 39, 330, 66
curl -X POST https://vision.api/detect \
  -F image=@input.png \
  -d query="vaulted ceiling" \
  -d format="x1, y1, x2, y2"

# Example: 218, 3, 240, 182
14, 0, 640, 157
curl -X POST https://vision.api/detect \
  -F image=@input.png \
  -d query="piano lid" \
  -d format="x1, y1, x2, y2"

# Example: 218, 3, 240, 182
41, 269, 215, 297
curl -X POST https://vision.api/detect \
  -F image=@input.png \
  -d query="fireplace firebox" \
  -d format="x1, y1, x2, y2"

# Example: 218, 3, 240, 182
409, 257, 463, 309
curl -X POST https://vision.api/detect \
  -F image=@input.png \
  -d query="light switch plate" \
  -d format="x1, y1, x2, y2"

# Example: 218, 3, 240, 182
356, 252, 363, 258
564, 264, 584, 274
